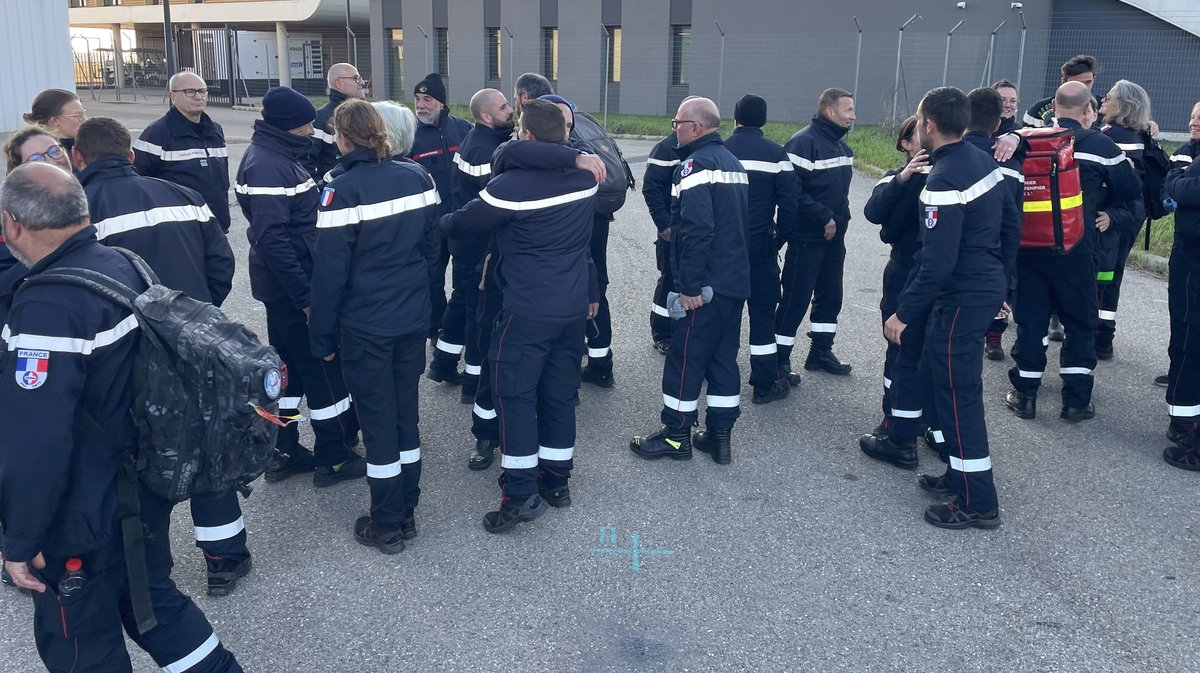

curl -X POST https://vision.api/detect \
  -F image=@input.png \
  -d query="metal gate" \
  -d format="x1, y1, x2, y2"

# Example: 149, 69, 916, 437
174, 26, 242, 107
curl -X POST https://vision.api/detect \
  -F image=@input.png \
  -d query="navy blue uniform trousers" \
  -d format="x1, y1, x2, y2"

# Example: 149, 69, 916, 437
1097, 226, 1138, 340
926, 305, 998, 512
189, 491, 247, 565
878, 260, 914, 419
1167, 256, 1200, 424
471, 260, 503, 443
747, 255, 782, 390
1009, 251, 1098, 409
661, 294, 745, 431
775, 235, 846, 369
886, 308, 933, 445
650, 238, 674, 344
31, 485, 242, 673
586, 215, 613, 376
491, 312, 586, 498
264, 300, 359, 468
340, 328, 424, 528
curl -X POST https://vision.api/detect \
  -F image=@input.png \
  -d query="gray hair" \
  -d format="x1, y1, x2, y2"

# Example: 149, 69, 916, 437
515, 72, 553, 100
168, 71, 205, 90
1105, 79, 1151, 133
0, 163, 89, 231
372, 101, 417, 156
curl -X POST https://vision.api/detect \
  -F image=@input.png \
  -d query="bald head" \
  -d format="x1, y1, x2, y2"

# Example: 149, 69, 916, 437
470, 89, 502, 121
1, 162, 90, 266
679, 98, 721, 132
1054, 81, 1094, 120
327, 62, 363, 98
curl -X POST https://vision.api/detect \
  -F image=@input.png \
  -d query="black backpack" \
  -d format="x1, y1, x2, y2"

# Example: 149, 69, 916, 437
570, 110, 635, 215
22, 247, 284, 502
1141, 132, 1172, 220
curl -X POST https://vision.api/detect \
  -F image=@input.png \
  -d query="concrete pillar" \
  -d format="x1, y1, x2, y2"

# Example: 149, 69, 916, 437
276, 22, 292, 88
111, 23, 124, 100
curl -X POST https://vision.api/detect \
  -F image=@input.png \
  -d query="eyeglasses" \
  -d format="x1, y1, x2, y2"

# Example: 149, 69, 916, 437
57, 110, 87, 121
670, 119, 700, 129
336, 75, 365, 84
26, 144, 65, 163
172, 88, 209, 98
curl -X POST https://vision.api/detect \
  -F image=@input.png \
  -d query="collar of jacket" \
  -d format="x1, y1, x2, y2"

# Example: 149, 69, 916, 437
930, 139, 967, 161
337, 146, 383, 172
423, 106, 454, 129
676, 130, 723, 159
962, 131, 994, 153
77, 155, 137, 186
251, 119, 312, 158
327, 89, 349, 108
1056, 117, 1085, 131
478, 122, 515, 143
732, 126, 764, 138
166, 105, 215, 137
8, 225, 100, 294
812, 114, 850, 141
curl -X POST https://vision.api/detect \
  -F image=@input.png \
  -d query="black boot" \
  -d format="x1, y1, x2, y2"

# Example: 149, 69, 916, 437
468, 439, 497, 471
460, 373, 479, 405
1095, 334, 1114, 361
581, 364, 615, 388
629, 426, 693, 460
353, 516, 407, 554
205, 552, 252, 597
917, 470, 953, 497
482, 494, 549, 533
985, 329, 1005, 361
752, 379, 790, 405
777, 344, 802, 386
805, 347, 852, 375
1059, 404, 1095, 423
1048, 315, 1065, 342
1004, 388, 1037, 419
693, 427, 732, 464
426, 354, 463, 384
858, 434, 918, 469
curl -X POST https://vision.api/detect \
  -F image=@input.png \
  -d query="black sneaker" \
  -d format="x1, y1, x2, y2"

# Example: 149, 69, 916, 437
581, 365, 615, 388
692, 427, 732, 465
1168, 421, 1198, 449
399, 515, 418, 539
1059, 404, 1095, 423
804, 348, 852, 375
1164, 445, 1200, 471
427, 356, 463, 385
1154, 374, 1170, 387
313, 455, 368, 488
858, 434, 918, 470
205, 553, 252, 597
539, 484, 572, 508
482, 494, 549, 534
653, 340, 672, 355
1004, 388, 1037, 419
264, 448, 315, 483
924, 499, 1001, 530
918, 472, 952, 497
752, 379, 790, 405
353, 516, 407, 554
629, 427, 693, 460
1048, 316, 1065, 342
469, 439, 497, 471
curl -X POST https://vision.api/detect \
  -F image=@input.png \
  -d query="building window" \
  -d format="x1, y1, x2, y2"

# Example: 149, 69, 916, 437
68, 0, 86, 6
541, 27, 558, 81
605, 26, 621, 83
670, 25, 690, 86
485, 27, 501, 80
434, 27, 449, 78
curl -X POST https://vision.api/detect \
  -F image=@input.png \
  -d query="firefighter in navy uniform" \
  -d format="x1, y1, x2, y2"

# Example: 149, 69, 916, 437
133, 72, 232, 233
73, 117, 254, 597
411, 73, 472, 374
862, 116, 928, 437
777, 88, 856, 379
303, 62, 364, 183
441, 99, 599, 532
0, 162, 245, 672
723, 94, 798, 404
874, 87, 1008, 530
643, 132, 679, 353
1163, 99, 1200, 469
1022, 55, 1100, 129
236, 87, 363, 487
310, 100, 441, 553
630, 97, 750, 465
1095, 80, 1153, 360
1005, 82, 1140, 422
453, 89, 516, 471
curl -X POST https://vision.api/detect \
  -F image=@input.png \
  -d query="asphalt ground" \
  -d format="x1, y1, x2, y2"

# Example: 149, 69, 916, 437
1, 100, 1196, 673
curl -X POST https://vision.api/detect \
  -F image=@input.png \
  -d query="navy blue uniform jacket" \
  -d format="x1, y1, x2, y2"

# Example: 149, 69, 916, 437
864, 164, 928, 308
670, 132, 751, 300
0, 228, 145, 562
963, 131, 1024, 281
643, 133, 679, 233
1059, 118, 1142, 256
724, 126, 801, 261
410, 108, 472, 217
1167, 144, 1200, 271
784, 115, 854, 240
1100, 123, 1149, 235
304, 89, 349, 183
133, 106, 232, 232
236, 120, 319, 310
310, 149, 441, 356
895, 141, 1007, 324
441, 140, 598, 324
80, 155, 234, 306
449, 122, 514, 263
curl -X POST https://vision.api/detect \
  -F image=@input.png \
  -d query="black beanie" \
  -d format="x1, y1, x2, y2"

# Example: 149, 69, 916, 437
415, 73, 447, 105
735, 94, 768, 128
261, 86, 317, 131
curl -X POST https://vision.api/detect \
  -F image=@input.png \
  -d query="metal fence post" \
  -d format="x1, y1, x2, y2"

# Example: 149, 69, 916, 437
892, 14, 921, 127
981, 20, 1005, 87
714, 20, 725, 112
943, 20, 963, 87
504, 25, 514, 103
852, 16, 862, 97
416, 24, 429, 76
602, 25, 611, 129
1016, 10, 1027, 92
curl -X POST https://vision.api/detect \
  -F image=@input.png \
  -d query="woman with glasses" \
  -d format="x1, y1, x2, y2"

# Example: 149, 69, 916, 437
23, 88, 86, 153
3, 126, 72, 174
